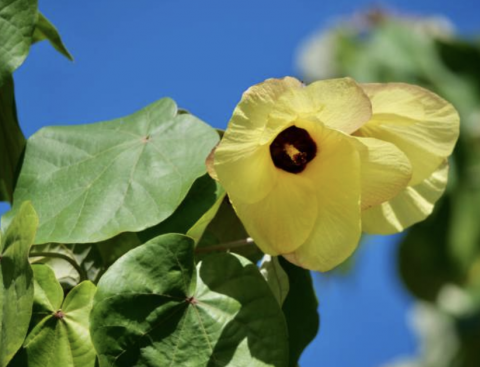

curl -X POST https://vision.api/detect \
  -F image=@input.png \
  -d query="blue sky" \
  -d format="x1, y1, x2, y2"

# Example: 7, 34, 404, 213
3, 0, 479, 366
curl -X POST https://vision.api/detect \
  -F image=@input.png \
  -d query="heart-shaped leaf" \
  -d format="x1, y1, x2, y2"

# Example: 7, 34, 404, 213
0, 201, 38, 367
0, 0, 38, 87
11, 98, 219, 244
90, 234, 288, 367
23, 264, 97, 367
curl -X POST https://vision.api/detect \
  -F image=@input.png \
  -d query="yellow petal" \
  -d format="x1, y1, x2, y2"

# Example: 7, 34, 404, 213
214, 77, 303, 202
215, 144, 278, 203
350, 136, 412, 210
230, 170, 318, 255
362, 161, 449, 235
266, 77, 372, 140
283, 121, 362, 271
232, 76, 303, 135
358, 83, 459, 186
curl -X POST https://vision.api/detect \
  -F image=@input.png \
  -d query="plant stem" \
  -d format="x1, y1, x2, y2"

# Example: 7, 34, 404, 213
195, 238, 255, 254
30, 251, 88, 282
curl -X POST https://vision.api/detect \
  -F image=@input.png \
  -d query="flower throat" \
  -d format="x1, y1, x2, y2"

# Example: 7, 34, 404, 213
270, 126, 317, 173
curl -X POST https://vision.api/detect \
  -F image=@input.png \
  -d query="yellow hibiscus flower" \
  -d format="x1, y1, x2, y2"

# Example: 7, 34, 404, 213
213, 77, 459, 271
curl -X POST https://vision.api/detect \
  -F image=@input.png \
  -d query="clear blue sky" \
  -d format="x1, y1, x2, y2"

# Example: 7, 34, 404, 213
2, 0, 478, 366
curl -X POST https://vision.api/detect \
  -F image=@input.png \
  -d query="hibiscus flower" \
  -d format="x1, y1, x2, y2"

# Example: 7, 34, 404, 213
213, 77, 459, 271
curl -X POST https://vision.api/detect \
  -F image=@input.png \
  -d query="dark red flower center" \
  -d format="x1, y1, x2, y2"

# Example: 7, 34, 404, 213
270, 126, 317, 173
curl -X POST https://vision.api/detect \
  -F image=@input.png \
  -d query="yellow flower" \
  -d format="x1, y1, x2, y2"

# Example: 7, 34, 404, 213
213, 77, 459, 271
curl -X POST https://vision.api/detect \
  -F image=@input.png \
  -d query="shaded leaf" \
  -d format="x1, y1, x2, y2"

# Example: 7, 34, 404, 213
30, 242, 102, 288
437, 39, 480, 89
260, 255, 289, 306
447, 184, 480, 273
279, 257, 320, 367
95, 232, 141, 269
196, 197, 263, 263
0, 202, 38, 367
32, 11, 73, 61
137, 173, 223, 244
0, 75, 25, 203
186, 183, 225, 244
23, 268, 97, 367
11, 98, 219, 244
399, 198, 461, 302
0, 0, 38, 87
90, 234, 288, 367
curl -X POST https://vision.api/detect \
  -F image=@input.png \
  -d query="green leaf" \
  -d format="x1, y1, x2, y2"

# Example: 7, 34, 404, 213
30, 242, 101, 288
260, 255, 289, 306
448, 185, 480, 273
0, 0, 38, 87
95, 232, 141, 269
137, 173, 223, 244
11, 98, 219, 244
186, 182, 225, 244
196, 197, 263, 263
0, 201, 38, 367
437, 39, 480, 88
32, 12, 73, 61
279, 257, 319, 367
0, 75, 25, 203
23, 273, 97, 367
399, 198, 462, 302
31, 264, 63, 315
90, 234, 289, 367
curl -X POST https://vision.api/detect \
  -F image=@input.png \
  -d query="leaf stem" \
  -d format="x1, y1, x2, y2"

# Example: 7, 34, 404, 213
30, 251, 88, 282
195, 237, 255, 254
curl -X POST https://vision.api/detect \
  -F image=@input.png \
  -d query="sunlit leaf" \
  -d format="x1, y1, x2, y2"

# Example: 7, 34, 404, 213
0, 202, 38, 367
260, 255, 289, 306
31, 264, 63, 315
90, 234, 288, 367
0, 0, 38, 87
23, 266, 97, 367
32, 12, 73, 61
11, 98, 219, 244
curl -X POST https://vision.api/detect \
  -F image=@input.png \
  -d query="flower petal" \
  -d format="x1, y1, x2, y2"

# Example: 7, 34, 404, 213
268, 77, 372, 138
230, 171, 318, 255
358, 83, 459, 186
362, 160, 449, 234
350, 136, 412, 210
283, 122, 362, 271
215, 144, 278, 203
214, 77, 303, 202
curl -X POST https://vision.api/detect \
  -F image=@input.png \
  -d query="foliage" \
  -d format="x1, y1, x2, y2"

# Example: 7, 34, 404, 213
0, 202, 38, 367
0, 6, 320, 367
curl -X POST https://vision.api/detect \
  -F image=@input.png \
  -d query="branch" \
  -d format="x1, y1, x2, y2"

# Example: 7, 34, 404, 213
195, 238, 255, 254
